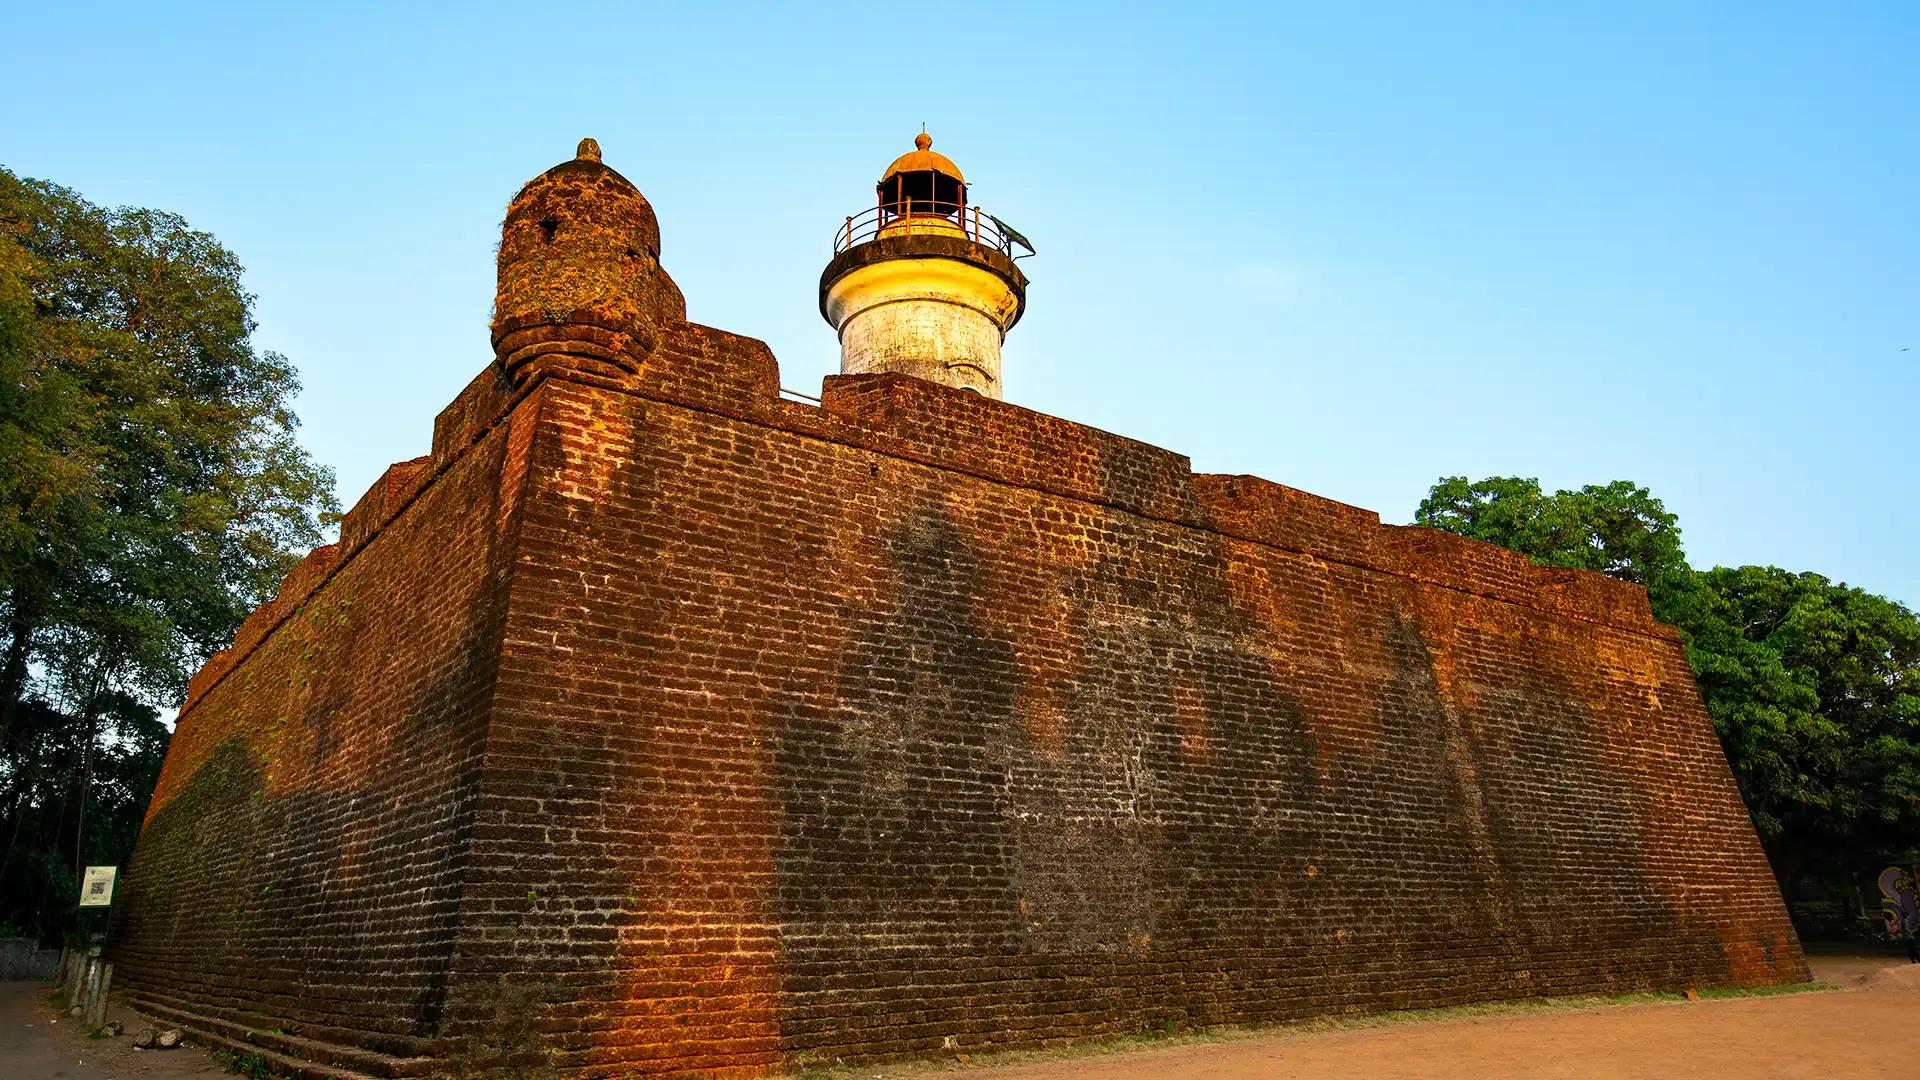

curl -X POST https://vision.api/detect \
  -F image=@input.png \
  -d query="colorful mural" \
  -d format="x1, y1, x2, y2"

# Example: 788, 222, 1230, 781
1877, 865, 1919, 938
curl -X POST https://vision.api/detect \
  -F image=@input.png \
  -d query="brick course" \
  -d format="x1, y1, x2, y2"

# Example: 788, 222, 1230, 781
111, 151, 1804, 1079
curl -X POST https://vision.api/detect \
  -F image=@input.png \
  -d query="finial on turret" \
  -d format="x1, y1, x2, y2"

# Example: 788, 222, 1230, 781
576, 137, 602, 162
914, 131, 932, 151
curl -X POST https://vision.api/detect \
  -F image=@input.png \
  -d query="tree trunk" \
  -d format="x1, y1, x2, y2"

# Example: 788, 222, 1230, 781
0, 727, 43, 880
69, 672, 106, 892
1762, 835, 1812, 897
0, 584, 40, 738
71, 714, 97, 889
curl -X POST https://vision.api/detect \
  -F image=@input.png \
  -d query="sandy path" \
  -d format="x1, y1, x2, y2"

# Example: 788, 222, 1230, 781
867, 957, 1920, 1080
6, 953, 1917, 1079
907, 984, 1920, 1080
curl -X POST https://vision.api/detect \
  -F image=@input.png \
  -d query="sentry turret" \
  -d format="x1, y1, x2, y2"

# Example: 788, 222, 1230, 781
493, 138, 686, 388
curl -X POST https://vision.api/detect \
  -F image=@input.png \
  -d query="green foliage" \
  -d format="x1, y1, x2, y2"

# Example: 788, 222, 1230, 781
1662, 566, 1920, 868
0, 694, 167, 939
0, 167, 337, 704
210, 1047, 292, 1080
0, 165, 337, 942
1413, 476, 1686, 587
1414, 476, 1920, 881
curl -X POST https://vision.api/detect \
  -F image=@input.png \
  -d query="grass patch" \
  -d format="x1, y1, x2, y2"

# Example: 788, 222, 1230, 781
1696, 980, 1833, 999
208, 1047, 292, 1080
790, 982, 1837, 1078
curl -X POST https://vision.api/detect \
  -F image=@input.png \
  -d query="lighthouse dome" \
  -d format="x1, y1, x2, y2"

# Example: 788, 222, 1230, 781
880, 132, 966, 185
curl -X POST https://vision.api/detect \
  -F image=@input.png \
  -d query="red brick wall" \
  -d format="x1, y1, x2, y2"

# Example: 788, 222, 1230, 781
115, 326, 1803, 1078
427, 333, 1803, 1075
110, 374, 541, 1059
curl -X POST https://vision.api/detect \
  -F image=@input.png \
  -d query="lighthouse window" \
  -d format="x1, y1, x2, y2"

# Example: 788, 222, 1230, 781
881, 171, 964, 217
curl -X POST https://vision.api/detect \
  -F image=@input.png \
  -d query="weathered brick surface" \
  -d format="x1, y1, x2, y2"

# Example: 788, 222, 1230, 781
114, 323, 1804, 1077
112, 383, 541, 1061
110, 139, 1802, 1073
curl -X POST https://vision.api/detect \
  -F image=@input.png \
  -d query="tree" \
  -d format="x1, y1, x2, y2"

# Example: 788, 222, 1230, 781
1415, 476, 1920, 891
0, 166, 337, 940
1667, 567, 1920, 881
0, 695, 165, 938
1413, 476, 1687, 589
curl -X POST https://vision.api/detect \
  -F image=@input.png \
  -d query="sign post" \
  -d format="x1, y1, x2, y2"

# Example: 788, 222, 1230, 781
79, 865, 116, 908
69, 865, 119, 1026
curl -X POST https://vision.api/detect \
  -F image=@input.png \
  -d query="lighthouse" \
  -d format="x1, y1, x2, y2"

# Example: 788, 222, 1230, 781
819, 134, 1030, 399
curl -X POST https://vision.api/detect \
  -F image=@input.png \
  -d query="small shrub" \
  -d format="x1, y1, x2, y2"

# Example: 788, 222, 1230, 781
209, 1047, 291, 1080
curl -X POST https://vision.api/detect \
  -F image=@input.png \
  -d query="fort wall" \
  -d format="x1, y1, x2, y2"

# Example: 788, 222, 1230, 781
114, 317, 1804, 1077
112, 395, 541, 1065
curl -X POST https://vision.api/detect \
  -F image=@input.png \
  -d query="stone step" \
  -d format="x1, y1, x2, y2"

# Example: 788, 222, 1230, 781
124, 995, 436, 1080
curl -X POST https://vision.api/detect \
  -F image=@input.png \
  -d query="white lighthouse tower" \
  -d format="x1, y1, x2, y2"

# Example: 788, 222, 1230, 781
819, 134, 1030, 399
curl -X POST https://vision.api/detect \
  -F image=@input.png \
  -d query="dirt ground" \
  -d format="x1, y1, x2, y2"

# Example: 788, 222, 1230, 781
865, 950, 1920, 1080
1, 980, 227, 1080
5, 950, 1916, 1079
909, 978, 1920, 1080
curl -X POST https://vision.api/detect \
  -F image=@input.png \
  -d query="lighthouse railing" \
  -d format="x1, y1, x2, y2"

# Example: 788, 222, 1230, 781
834, 200, 1017, 258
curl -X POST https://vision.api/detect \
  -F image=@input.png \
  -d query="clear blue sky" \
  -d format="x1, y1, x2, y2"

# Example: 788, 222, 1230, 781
4, 3, 1913, 604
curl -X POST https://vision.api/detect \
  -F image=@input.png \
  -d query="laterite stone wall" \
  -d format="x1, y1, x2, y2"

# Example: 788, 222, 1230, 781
115, 320, 1805, 1079
111, 373, 539, 1061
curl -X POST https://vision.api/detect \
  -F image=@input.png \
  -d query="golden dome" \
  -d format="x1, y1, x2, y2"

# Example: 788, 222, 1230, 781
879, 132, 965, 185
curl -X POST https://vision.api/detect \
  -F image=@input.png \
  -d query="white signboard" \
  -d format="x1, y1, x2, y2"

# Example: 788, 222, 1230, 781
79, 865, 116, 908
